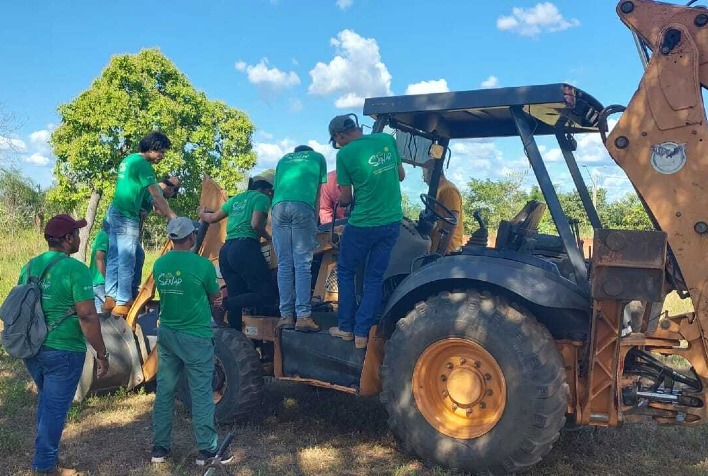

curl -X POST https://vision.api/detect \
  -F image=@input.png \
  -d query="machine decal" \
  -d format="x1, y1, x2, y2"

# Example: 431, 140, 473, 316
650, 141, 687, 175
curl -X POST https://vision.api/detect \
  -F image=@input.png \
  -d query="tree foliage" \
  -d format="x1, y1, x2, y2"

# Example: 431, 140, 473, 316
0, 168, 48, 233
50, 48, 257, 256
462, 177, 652, 238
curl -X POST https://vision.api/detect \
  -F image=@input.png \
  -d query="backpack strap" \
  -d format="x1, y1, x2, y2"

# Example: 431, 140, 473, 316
37, 254, 68, 282
33, 254, 73, 332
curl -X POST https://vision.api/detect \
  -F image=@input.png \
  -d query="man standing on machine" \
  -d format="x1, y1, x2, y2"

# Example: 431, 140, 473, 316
327, 114, 405, 349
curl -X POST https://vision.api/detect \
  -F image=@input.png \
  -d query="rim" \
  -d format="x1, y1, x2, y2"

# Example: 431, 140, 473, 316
212, 357, 227, 404
412, 338, 506, 439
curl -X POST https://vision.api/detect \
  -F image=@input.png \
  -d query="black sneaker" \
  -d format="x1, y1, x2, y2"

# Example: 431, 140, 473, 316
195, 449, 234, 466
151, 446, 170, 463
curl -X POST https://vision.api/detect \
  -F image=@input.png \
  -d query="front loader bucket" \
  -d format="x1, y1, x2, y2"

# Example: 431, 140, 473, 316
74, 314, 146, 401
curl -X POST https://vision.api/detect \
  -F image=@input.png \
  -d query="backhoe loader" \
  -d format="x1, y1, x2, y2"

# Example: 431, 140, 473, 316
74, 0, 708, 473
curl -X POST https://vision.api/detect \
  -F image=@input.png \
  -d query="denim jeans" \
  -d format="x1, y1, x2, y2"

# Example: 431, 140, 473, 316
93, 284, 106, 312
271, 201, 318, 319
153, 327, 217, 453
105, 205, 140, 305
337, 222, 400, 337
133, 243, 145, 298
24, 348, 85, 472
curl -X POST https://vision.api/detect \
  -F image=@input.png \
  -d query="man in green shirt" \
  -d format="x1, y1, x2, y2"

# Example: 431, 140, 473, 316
19, 214, 109, 475
105, 131, 177, 319
327, 114, 405, 349
150, 217, 232, 467
272, 145, 328, 332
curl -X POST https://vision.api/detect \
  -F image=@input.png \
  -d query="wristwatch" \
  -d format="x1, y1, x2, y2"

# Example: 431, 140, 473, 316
98, 350, 109, 361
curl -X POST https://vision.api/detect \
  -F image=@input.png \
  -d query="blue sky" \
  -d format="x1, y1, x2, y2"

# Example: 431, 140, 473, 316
0, 0, 644, 201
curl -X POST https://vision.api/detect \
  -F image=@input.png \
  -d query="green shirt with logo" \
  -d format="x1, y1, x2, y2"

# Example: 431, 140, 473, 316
112, 153, 158, 218
88, 230, 109, 286
272, 150, 328, 209
336, 133, 403, 227
154, 251, 220, 338
220, 190, 271, 240
18, 251, 95, 353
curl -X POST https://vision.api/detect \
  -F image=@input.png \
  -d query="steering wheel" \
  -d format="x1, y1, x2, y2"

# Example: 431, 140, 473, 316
420, 193, 458, 226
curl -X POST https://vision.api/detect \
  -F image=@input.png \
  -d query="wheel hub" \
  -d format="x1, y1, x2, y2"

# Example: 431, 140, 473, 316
413, 338, 506, 439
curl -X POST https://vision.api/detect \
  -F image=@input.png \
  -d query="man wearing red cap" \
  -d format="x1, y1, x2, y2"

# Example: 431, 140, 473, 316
19, 214, 110, 476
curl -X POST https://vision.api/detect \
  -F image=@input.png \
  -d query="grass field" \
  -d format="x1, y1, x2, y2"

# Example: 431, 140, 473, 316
1, 231, 707, 475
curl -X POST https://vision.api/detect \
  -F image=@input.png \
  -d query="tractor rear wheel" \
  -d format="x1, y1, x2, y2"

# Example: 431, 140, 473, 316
381, 290, 568, 474
177, 327, 263, 423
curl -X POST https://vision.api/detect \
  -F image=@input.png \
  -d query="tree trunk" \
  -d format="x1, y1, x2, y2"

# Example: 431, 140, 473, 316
76, 189, 102, 263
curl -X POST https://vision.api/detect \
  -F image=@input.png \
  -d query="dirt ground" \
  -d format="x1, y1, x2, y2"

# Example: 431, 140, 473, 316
2, 349, 708, 476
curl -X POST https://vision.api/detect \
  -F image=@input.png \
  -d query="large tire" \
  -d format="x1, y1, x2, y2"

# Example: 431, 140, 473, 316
381, 290, 568, 475
177, 327, 263, 423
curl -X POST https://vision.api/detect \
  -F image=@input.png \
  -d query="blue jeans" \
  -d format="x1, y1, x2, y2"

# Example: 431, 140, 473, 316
272, 202, 318, 318
133, 243, 145, 298
93, 284, 106, 312
337, 222, 400, 337
105, 205, 140, 305
24, 348, 85, 472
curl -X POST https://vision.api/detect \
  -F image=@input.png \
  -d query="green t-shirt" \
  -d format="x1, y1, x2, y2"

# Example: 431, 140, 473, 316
220, 190, 271, 240
112, 153, 158, 218
272, 150, 328, 209
336, 133, 403, 227
18, 251, 94, 352
88, 230, 109, 286
153, 251, 220, 338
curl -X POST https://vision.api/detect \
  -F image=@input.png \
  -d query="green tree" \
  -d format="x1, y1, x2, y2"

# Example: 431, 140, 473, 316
603, 192, 653, 230
50, 48, 256, 260
402, 193, 423, 220
0, 167, 46, 234
462, 176, 528, 235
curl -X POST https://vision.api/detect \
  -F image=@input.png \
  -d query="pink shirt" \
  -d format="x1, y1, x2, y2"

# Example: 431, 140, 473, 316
319, 170, 345, 224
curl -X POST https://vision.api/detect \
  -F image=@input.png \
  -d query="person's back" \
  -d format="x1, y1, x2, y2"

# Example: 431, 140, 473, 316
273, 148, 327, 209
336, 133, 403, 227
153, 251, 217, 337
19, 251, 94, 352
113, 153, 158, 219
271, 145, 327, 332
150, 217, 229, 467
327, 115, 405, 349
223, 189, 271, 240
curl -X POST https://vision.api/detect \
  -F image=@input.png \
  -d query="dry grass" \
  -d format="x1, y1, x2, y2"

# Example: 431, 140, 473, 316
3, 345, 708, 476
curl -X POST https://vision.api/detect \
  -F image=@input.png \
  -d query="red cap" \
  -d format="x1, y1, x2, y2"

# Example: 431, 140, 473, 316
44, 214, 87, 238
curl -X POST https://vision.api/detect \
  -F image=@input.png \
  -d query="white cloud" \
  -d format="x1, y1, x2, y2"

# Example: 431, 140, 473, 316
235, 58, 300, 90
336, 0, 353, 10
480, 75, 499, 89
0, 136, 26, 152
24, 153, 50, 166
253, 138, 337, 174
405, 79, 449, 95
497, 2, 580, 38
29, 129, 52, 155
446, 139, 506, 187
309, 29, 393, 109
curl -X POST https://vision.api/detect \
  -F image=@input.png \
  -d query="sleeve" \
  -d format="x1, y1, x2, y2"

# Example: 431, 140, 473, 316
203, 260, 220, 295
17, 264, 28, 285
438, 186, 462, 214
220, 196, 234, 215
137, 159, 158, 188
253, 193, 270, 213
95, 231, 109, 253
320, 154, 328, 184
336, 151, 352, 186
71, 262, 97, 303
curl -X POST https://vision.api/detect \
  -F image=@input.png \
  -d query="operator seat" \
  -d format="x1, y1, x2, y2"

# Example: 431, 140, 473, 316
495, 200, 547, 252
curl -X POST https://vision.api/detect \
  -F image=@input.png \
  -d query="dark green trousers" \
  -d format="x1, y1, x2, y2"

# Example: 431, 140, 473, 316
152, 327, 217, 452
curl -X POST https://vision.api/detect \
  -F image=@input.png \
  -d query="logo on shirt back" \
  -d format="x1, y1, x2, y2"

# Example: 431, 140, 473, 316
118, 162, 127, 179
368, 146, 395, 174
232, 200, 247, 214
157, 270, 184, 294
